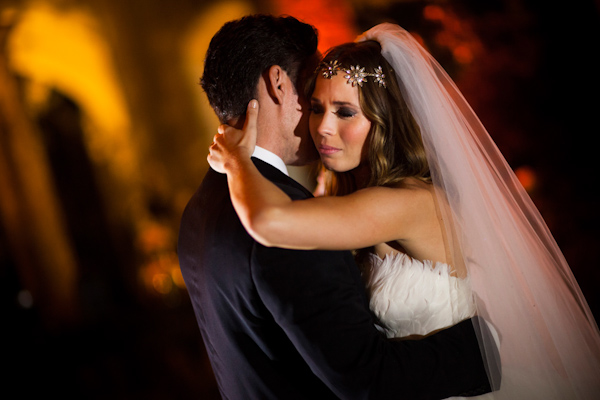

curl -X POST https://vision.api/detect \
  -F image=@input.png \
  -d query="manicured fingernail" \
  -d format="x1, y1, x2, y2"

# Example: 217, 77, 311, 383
249, 99, 257, 109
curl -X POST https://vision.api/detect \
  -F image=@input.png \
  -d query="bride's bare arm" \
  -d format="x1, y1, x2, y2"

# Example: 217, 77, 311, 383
208, 100, 430, 250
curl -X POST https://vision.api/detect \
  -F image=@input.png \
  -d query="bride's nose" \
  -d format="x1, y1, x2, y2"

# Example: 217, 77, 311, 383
316, 113, 336, 137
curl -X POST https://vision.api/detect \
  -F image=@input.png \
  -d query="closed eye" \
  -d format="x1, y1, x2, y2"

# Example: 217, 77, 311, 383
335, 108, 357, 118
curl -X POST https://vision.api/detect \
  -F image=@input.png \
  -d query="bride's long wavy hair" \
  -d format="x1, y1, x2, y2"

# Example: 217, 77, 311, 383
306, 40, 430, 196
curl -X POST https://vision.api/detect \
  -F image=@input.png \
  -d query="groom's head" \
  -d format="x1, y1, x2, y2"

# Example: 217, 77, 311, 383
201, 14, 320, 165
201, 14, 318, 123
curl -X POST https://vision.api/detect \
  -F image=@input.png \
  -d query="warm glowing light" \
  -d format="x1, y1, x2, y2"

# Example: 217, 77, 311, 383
453, 45, 474, 64
271, 0, 357, 52
515, 166, 537, 192
7, 2, 137, 176
423, 5, 482, 67
138, 222, 173, 254
153, 273, 173, 295
423, 5, 446, 21
139, 251, 182, 295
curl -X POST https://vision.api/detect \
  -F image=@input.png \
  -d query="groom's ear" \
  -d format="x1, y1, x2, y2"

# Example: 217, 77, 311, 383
265, 65, 287, 105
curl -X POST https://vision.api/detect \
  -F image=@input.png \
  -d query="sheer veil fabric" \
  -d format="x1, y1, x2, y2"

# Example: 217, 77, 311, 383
358, 23, 600, 399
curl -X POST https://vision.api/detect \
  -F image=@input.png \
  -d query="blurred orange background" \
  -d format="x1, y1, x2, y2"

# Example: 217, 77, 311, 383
1, 0, 598, 397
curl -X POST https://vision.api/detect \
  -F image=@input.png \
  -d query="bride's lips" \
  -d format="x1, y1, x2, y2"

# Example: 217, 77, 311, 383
318, 144, 340, 155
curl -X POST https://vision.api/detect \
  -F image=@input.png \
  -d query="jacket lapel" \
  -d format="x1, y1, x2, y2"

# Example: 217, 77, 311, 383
252, 157, 314, 199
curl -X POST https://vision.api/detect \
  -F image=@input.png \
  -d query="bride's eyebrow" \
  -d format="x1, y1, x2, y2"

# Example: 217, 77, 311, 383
310, 97, 357, 107
332, 101, 357, 107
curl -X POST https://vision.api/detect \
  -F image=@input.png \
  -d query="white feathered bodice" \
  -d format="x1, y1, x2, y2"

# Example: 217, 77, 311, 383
364, 252, 476, 338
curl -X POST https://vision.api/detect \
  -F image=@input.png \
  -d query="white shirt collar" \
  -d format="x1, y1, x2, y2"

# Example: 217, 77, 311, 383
252, 146, 289, 176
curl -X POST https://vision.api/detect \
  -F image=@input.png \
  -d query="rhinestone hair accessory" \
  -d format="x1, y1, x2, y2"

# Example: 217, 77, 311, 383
317, 60, 386, 88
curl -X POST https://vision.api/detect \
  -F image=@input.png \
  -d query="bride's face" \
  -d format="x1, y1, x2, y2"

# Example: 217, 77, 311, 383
309, 75, 372, 173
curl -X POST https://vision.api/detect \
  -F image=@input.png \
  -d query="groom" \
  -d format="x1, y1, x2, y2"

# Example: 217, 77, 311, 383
178, 14, 493, 399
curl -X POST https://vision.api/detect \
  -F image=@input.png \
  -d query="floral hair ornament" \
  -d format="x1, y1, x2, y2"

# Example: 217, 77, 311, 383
317, 60, 386, 88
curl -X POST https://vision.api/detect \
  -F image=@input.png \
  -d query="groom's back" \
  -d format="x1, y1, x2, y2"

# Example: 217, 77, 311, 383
178, 167, 338, 399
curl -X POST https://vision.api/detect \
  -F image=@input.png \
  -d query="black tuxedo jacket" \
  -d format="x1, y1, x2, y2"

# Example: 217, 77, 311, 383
178, 158, 492, 399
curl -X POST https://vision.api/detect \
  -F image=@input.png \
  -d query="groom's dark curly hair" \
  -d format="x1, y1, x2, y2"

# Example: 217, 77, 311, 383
201, 14, 319, 123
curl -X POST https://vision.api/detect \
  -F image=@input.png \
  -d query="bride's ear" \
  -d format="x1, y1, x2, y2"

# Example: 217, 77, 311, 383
265, 65, 287, 105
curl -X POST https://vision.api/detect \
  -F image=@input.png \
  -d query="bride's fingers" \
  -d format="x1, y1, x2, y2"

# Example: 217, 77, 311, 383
241, 99, 259, 146
213, 131, 230, 148
208, 143, 221, 162
216, 124, 244, 144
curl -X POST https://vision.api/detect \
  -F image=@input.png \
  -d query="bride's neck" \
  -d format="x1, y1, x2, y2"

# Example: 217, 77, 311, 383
351, 163, 371, 190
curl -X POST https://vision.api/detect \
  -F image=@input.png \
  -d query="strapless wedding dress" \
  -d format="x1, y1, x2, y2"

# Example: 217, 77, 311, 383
364, 252, 489, 399
364, 252, 477, 339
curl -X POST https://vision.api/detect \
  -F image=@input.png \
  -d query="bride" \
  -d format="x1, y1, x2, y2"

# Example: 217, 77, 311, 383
208, 23, 600, 399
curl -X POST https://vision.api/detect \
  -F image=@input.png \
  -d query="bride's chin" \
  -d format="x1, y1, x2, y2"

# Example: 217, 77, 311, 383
319, 157, 360, 174
321, 161, 341, 173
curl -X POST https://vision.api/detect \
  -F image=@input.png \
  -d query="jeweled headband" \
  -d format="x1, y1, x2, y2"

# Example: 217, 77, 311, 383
316, 60, 386, 88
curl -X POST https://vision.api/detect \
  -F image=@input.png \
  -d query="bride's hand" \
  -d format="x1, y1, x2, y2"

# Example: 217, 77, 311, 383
208, 99, 258, 173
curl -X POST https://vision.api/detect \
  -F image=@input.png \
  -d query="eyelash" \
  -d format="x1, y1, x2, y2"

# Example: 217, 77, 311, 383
336, 109, 356, 118
310, 106, 356, 119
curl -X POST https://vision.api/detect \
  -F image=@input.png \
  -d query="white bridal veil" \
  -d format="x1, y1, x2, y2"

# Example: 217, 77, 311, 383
358, 23, 600, 399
